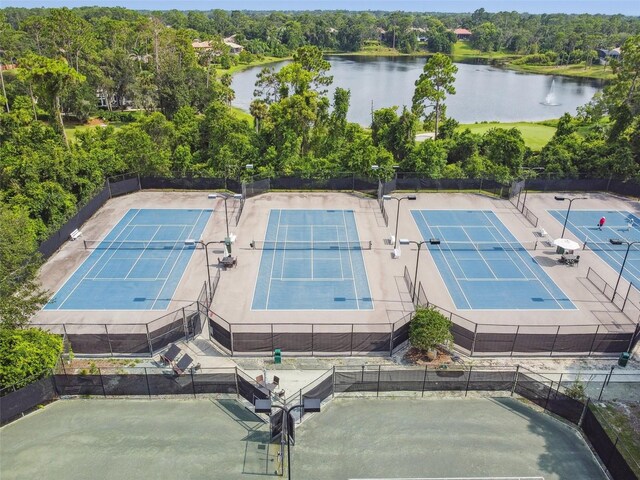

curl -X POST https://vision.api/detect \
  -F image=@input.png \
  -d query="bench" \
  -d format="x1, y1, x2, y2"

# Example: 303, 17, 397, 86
69, 229, 82, 241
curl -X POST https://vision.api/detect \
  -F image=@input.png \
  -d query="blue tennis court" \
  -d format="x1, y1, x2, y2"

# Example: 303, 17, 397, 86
252, 209, 373, 310
548, 209, 640, 287
411, 210, 575, 310
44, 209, 211, 310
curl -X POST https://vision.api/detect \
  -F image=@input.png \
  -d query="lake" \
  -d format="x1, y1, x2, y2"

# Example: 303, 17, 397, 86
231, 55, 603, 125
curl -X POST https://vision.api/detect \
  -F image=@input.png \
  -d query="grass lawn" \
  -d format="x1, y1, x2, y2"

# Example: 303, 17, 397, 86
451, 42, 519, 62
229, 106, 253, 124
64, 120, 122, 142
458, 121, 556, 151
591, 401, 640, 478
508, 62, 614, 80
216, 56, 286, 75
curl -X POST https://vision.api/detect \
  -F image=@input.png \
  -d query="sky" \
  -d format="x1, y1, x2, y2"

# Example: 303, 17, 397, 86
4, 0, 640, 15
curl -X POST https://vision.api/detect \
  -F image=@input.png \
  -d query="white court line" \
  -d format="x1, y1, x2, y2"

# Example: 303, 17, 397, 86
152, 225, 191, 281
343, 210, 360, 309
265, 210, 282, 307
56, 210, 142, 308
484, 212, 569, 309
150, 212, 205, 309
420, 212, 472, 309
123, 226, 161, 279
459, 224, 499, 280
482, 214, 531, 280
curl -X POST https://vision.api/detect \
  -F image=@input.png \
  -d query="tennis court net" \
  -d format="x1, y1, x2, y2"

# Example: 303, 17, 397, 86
250, 240, 373, 250
431, 241, 538, 252
583, 240, 640, 252
83, 240, 192, 250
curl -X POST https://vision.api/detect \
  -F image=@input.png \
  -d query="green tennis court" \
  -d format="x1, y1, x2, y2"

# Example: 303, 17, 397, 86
0, 397, 605, 480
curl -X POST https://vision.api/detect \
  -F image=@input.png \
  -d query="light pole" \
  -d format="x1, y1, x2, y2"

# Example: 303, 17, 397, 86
255, 398, 321, 479
399, 238, 440, 302
554, 195, 587, 238
184, 239, 223, 296
383, 194, 417, 249
609, 238, 640, 302
208, 193, 243, 242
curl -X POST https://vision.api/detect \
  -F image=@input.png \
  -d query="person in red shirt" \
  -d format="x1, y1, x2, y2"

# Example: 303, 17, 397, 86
598, 216, 606, 230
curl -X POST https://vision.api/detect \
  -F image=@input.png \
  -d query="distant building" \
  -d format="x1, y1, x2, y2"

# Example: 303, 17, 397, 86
376, 27, 387, 42
191, 36, 244, 55
597, 47, 621, 64
409, 27, 428, 42
453, 28, 472, 40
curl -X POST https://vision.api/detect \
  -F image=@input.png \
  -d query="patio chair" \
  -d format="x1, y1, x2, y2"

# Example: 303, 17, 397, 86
273, 375, 280, 386
160, 344, 182, 365
173, 353, 194, 376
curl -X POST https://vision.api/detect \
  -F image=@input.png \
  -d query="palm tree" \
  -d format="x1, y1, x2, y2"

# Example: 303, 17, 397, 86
129, 45, 151, 71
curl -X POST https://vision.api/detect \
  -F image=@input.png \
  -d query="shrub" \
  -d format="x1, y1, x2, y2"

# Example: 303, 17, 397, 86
409, 307, 453, 352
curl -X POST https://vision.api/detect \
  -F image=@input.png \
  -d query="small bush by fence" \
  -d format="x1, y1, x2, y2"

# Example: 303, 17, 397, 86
410, 268, 639, 357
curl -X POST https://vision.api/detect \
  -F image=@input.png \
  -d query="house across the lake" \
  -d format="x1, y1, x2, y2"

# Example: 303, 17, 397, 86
597, 47, 621, 64
453, 28, 472, 40
191, 36, 244, 55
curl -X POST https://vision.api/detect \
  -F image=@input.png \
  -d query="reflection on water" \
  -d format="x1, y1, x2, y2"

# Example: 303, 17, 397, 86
231, 56, 603, 125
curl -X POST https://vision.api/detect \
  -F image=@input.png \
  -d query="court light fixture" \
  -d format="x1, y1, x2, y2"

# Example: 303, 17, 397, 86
383, 195, 417, 250
207, 193, 243, 240
400, 238, 440, 302
608, 238, 640, 303
554, 195, 587, 238
254, 398, 321, 479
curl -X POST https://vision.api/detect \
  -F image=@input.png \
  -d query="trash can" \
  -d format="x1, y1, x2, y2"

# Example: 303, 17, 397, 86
618, 352, 630, 367
274, 348, 282, 364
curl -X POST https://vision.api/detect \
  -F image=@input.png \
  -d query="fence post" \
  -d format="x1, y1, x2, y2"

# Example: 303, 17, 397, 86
578, 397, 589, 428
190, 368, 196, 399
107, 178, 112, 198
230, 324, 234, 356
588, 325, 600, 356
234, 366, 239, 399
332, 366, 336, 398
350, 324, 354, 356
550, 325, 560, 357
98, 367, 106, 397
628, 323, 640, 353
105, 324, 113, 356
544, 380, 553, 411
311, 324, 314, 357
182, 308, 189, 341
376, 365, 381, 398
270, 324, 274, 354
511, 365, 520, 396
464, 365, 473, 397
470, 323, 478, 356
421, 365, 428, 397
145, 324, 154, 356
598, 366, 615, 401
389, 323, 395, 355
144, 367, 151, 398
510, 325, 520, 357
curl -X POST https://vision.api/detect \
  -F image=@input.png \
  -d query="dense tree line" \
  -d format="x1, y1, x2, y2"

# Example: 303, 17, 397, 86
0, 8, 639, 388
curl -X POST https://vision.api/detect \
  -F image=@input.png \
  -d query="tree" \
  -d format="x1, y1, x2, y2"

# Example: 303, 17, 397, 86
17, 53, 85, 147
412, 53, 458, 139
481, 127, 526, 174
409, 307, 453, 353
0, 205, 48, 330
0, 328, 63, 389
